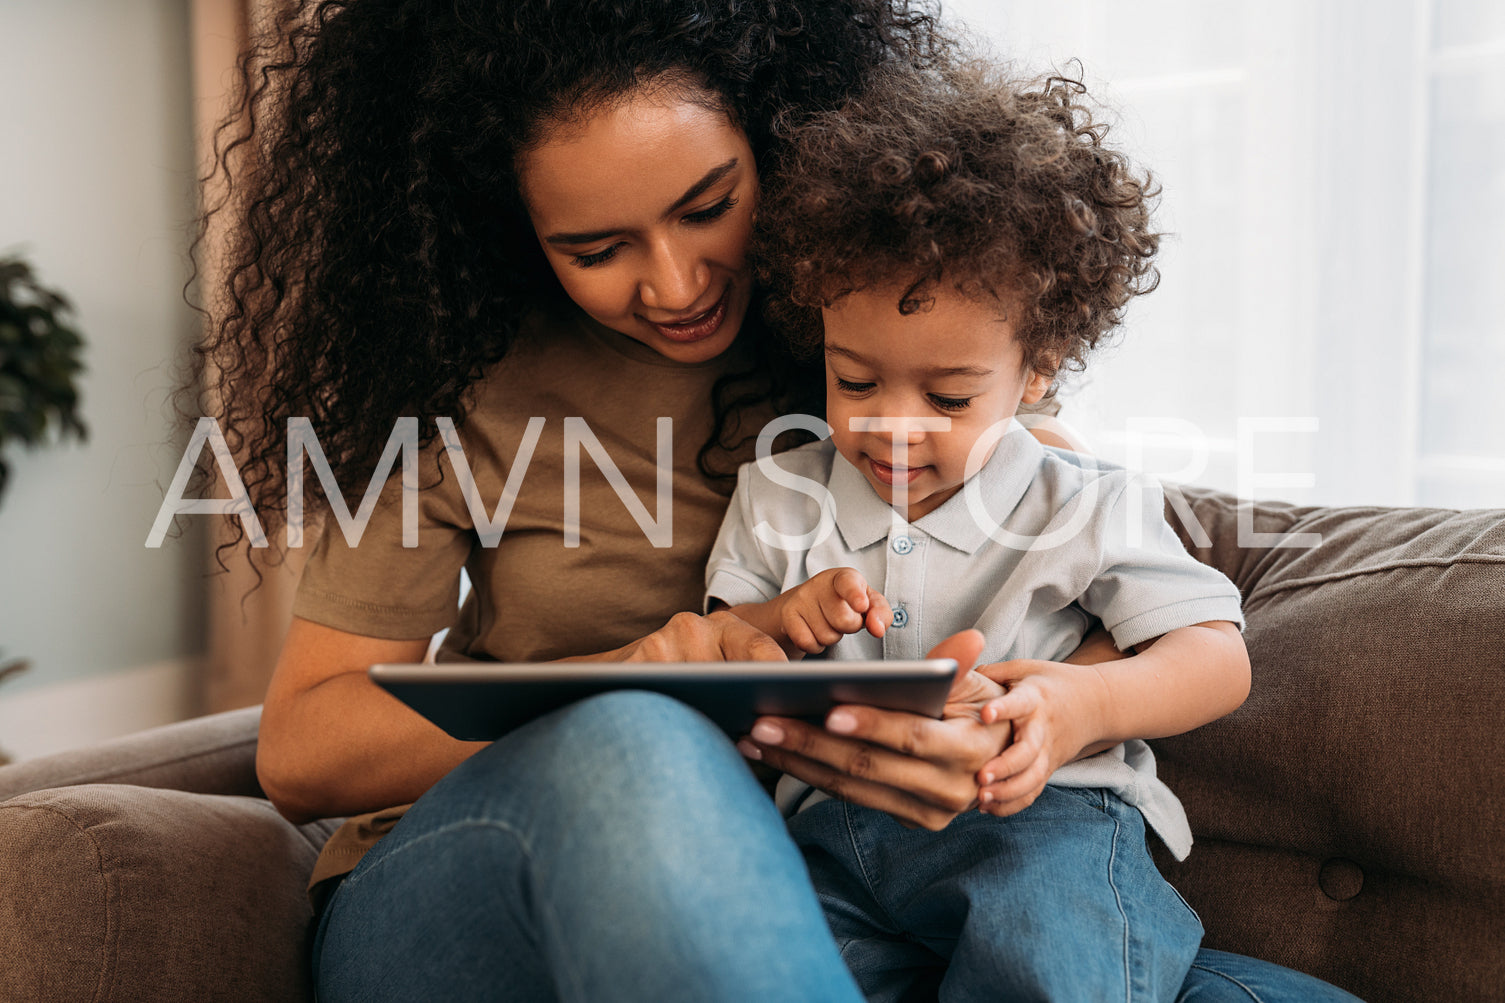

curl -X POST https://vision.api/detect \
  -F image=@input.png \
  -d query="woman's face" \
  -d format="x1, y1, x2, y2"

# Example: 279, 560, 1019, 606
517, 83, 758, 364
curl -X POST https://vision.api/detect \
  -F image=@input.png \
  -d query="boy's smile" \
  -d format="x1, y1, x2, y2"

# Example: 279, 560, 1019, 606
867, 456, 924, 486
821, 285, 1054, 522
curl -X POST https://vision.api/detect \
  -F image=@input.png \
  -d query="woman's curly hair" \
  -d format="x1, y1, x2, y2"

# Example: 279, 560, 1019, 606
187, 0, 953, 560
756, 62, 1161, 384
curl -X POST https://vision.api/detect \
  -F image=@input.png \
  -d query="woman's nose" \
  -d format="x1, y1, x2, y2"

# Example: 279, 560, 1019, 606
638, 241, 706, 312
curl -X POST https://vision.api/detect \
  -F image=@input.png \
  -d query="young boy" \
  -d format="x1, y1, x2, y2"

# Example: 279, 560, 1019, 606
705, 65, 1251, 1001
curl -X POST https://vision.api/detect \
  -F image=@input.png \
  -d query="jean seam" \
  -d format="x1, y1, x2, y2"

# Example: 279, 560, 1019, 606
1187, 962, 1264, 1003
1104, 797, 1132, 1003
1165, 878, 1204, 927
840, 801, 905, 934
339, 817, 585, 1003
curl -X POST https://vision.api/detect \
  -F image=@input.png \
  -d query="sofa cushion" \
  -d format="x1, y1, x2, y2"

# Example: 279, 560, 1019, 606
0, 784, 339, 1003
1153, 486, 1505, 1003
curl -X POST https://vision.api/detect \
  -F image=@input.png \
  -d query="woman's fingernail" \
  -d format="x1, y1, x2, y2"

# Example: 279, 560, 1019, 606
736, 739, 763, 761
980, 790, 994, 803
981, 772, 994, 785
751, 721, 785, 745
826, 710, 857, 734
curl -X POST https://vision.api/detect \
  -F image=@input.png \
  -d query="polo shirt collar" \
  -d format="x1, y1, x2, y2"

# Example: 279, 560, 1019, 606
829, 449, 899, 551
830, 419, 1045, 555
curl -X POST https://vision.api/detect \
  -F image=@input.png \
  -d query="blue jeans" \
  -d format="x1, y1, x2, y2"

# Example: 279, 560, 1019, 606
313, 692, 1362, 1002
790, 788, 1203, 1002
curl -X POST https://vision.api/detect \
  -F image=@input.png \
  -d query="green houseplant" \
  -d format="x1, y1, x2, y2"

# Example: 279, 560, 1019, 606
0, 254, 88, 502
0, 253, 84, 761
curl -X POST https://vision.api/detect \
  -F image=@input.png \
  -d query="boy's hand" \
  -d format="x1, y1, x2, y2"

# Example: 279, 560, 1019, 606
972, 659, 1110, 817
775, 567, 893, 655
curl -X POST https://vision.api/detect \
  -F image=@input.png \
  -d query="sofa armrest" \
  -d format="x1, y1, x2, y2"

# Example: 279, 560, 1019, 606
0, 708, 350, 1001
0, 706, 262, 801
0, 783, 338, 1003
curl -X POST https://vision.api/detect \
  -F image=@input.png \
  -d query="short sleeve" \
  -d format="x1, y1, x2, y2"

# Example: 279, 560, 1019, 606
1078, 475, 1245, 651
292, 457, 472, 640
703, 463, 785, 612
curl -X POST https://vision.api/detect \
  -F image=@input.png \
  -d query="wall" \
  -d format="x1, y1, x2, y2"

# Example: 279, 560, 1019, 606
0, 0, 204, 756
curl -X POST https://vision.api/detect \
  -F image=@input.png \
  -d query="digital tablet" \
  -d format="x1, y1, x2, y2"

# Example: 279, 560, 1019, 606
369, 659, 959, 741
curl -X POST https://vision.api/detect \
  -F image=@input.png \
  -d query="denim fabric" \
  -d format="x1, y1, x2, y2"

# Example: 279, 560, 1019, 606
1179, 950, 1364, 1003
312, 692, 1362, 1002
312, 691, 863, 1002
790, 787, 1204, 1003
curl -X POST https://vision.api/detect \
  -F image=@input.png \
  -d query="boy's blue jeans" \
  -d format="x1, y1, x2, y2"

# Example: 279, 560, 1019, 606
790, 788, 1201, 1002
312, 691, 1360, 1002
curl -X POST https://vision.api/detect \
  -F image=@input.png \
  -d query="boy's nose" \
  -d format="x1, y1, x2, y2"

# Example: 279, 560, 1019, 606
848, 416, 951, 445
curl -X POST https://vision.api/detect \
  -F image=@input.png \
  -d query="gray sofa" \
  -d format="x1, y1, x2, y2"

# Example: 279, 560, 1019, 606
1, 486, 1501, 1001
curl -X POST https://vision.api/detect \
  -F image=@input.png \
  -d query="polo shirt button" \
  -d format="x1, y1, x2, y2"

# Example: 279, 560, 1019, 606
891, 607, 909, 628
891, 536, 914, 555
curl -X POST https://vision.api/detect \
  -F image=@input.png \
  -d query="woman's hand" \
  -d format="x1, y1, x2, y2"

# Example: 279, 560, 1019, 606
620, 610, 788, 663
737, 630, 1012, 830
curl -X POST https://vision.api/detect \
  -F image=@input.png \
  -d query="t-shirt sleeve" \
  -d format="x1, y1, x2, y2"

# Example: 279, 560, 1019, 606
1078, 475, 1245, 651
703, 462, 786, 612
292, 456, 473, 640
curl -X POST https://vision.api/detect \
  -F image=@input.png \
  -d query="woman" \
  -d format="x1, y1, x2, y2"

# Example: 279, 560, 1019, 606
197, 1, 1357, 999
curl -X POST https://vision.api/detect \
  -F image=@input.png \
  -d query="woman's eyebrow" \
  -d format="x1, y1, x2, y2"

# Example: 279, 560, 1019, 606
663, 158, 739, 215
543, 158, 740, 247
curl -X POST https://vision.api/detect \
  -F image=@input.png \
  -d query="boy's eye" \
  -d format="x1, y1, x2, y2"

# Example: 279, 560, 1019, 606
684, 195, 738, 224
929, 394, 973, 411
834, 377, 875, 395
570, 243, 623, 269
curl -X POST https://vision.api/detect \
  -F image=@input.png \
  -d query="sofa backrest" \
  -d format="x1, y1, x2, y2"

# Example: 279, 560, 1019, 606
0, 705, 264, 801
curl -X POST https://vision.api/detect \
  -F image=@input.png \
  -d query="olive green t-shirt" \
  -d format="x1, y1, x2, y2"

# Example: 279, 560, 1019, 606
295, 307, 770, 660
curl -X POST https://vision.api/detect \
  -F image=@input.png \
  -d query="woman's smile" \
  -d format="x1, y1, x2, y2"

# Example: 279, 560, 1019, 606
641, 286, 730, 344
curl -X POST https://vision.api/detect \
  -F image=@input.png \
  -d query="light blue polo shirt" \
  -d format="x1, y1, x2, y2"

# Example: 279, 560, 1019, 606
704, 419, 1244, 859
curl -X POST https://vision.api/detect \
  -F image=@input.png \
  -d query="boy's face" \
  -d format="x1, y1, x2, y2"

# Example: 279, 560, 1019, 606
821, 285, 1052, 522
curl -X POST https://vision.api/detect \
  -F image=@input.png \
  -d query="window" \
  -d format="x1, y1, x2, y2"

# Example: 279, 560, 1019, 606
950, 0, 1505, 508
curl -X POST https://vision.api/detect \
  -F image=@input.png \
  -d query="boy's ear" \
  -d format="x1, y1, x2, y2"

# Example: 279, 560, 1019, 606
1021, 368, 1054, 405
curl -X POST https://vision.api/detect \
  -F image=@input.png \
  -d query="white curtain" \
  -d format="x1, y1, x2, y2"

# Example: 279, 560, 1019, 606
947, 0, 1505, 509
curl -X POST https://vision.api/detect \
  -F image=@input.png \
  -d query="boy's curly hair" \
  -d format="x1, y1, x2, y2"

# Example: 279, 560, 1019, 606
186, 0, 953, 561
756, 62, 1161, 384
